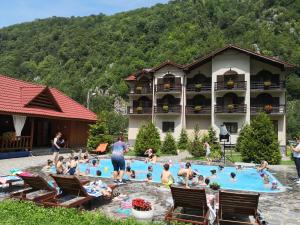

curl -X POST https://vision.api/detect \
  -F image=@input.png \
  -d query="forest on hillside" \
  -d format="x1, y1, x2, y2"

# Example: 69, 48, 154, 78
0, 0, 299, 137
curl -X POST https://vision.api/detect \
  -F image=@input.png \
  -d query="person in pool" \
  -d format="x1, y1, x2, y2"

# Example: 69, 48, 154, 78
111, 136, 128, 184
79, 152, 90, 164
178, 162, 193, 188
230, 172, 237, 182
130, 170, 136, 179
146, 173, 152, 182
257, 160, 269, 172
161, 163, 174, 187
148, 165, 153, 172
210, 169, 217, 179
42, 159, 53, 172
198, 175, 206, 186
67, 156, 79, 175
56, 156, 66, 174
144, 148, 157, 163
91, 159, 98, 167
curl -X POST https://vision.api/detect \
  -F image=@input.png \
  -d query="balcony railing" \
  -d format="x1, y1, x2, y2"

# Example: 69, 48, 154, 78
186, 105, 211, 115
0, 136, 32, 151
154, 105, 181, 114
215, 81, 246, 91
155, 84, 182, 92
215, 104, 247, 113
130, 87, 152, 95
251, 105, 286, 114
186, 83, 211, 92
127, 106, 152, 115
250, 81, 285, 90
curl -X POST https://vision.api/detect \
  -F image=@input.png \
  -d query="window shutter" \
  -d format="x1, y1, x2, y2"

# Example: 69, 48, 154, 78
217, 75, 224, 82
216, 97, 223, 105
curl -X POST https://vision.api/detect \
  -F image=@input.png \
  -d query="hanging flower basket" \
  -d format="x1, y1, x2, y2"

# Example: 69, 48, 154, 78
227, 104, 234, 112
226, 80, 235, 89
194, 105, 202, 112
195, 83, 202, 91
136, 86, 143, 93
162, 105, 169, 113
264, 104, 273, 113
136, 107, 143, 114
164, 83, 170, 91
263, 81, 272, 89
131, 198, 154, 220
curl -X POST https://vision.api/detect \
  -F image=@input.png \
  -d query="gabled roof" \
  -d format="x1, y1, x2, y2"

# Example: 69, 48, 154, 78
185, 44, 296, 71
0, 75, 97, 122
150, 60, 185, 72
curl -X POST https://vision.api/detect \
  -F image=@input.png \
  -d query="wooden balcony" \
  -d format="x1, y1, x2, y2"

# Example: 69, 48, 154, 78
0, 136, 32, 151
186, 83, 211, 93
129, 87, 152, 95
214, 81, 246, 91
250, 81, 285, 91
154, 105, 181, 114
251, 105, 285, 114
186, 105, 211, 115
127, 106, 152, 115
215, 104, 247, 114
155, 84, 182, 93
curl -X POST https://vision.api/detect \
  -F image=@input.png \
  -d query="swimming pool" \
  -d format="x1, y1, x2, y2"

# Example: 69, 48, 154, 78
56, 159, 285, 193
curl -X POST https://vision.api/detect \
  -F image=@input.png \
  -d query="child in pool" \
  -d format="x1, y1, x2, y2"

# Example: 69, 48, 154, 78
148, 165, 153, 172
230, 172, 237, 182
161, 163, 174, 187
205, 178, 210, 186
91, 159, 98, 167
42, 159, 53, 172
198, 175, 206, 186
218, 165, 224, 171
130, 170, 136, 179
126, 166, 132, 177
210, 169, 217, 179
96, 170, 102, 176
146, 173, 152, 182
178, 162, 193, 188
257, 160, 269, 172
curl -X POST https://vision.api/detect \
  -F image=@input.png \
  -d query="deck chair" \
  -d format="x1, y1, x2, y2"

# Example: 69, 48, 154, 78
91, 143, 109, 154
10, 174, 56, 203
217, 190, 262, 225
41, 174, 94, 208
165, 186, 209, 225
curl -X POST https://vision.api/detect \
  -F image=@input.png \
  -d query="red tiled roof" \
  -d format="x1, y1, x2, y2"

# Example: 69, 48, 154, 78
0, 75, 97, 122
150, 60, 185, 72
125, 74, 137, 81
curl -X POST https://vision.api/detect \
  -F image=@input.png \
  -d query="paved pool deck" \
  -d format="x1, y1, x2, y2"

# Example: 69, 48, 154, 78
0, 153, 300, 225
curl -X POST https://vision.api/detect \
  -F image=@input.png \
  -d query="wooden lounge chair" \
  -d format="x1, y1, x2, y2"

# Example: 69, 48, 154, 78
10, 174, 56, 203
41, 174, 94, 208
217, 190, 262, 225
165, 186, 209, 225
91, 143, 109, 154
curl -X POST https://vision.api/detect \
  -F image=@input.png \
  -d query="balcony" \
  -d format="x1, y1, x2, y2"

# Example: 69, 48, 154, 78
127, 106, 152, 115
154, 105, 181, 114
155, 84, 182, 93
250, 81, 285, 91
129, 86, 152, 96
215, 104, 247, 114
214, 81, 246, 91
251, 105, 285, 115
186, 83, 211, 93
186, 105, 211, 115
0, 136, 32, 151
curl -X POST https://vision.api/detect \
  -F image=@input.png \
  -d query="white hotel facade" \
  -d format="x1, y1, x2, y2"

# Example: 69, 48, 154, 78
125, 45, 295, 151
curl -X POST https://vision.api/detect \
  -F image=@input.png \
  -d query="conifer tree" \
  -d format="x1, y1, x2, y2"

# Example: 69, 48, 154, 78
178, 128, 188, 150
161, 132, 177, 155
188, 125, 205, 157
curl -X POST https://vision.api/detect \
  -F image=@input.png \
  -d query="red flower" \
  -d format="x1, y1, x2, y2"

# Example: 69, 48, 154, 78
132, 198, 152, 211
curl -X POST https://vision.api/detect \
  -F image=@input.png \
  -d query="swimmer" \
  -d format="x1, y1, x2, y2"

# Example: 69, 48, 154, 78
130, 170, 136, 179
178, 162, 193, 188
161, 163, 174, 187
146, 173, 152, 182
96, 170, 102, 176
148, 165, 153, 172
210, 169, 217, 179
91, 159, 98, 167
198, 175, 206, 186
204, 178, 210, 186
42, 159, 53, 172
218, 165, 224, 171
230, 172, 237, 182
257, 160, 269, 172
126, 166, 132, 177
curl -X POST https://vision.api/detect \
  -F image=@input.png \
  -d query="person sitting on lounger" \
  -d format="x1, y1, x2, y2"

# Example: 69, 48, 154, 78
42, 159, 53, 172
178, 162, 193, 188
257, 160, 269, 172
161, 163, 174, 187
56, 156, 66, 174
84, 180, 113, 198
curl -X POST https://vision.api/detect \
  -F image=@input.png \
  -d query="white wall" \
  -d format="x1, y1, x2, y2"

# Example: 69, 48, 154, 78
155, 115, 182, 140
186, 117, 211, 138
128, 116, 152, 145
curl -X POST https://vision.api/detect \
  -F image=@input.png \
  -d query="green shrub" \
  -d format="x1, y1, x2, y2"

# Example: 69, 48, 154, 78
177, 129, 188, 150
134, 122, 161, 156
161, 132, 177, 155
207, 128, 222, 159
87, 119, 113, 150
238, 113, 281, 164
187, 125, 205, 157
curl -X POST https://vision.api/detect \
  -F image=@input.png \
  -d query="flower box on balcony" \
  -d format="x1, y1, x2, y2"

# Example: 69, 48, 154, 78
164, 83, 170, 91
136, 107, 143, 114
194, 105, 202, 112
227, 104, 234, 112
195, 83, 202, 92
263, 81, 272, 89
264, 104, 273, 113
136, 86, 143, 93
226, 80, 235, 89
163, 105, 169, 113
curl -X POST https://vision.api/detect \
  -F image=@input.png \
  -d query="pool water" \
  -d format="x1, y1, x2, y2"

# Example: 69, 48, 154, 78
53, 159, 285, 193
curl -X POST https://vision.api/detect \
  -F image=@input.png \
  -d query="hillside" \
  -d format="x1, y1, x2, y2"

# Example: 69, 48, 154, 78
0, 0, 299, 109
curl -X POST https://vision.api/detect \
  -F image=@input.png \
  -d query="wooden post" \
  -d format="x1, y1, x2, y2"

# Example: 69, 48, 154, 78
30, 118, 34, 150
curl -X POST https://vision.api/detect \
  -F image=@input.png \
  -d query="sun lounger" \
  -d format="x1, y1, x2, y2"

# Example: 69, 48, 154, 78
0, 175, 22, 189
10, 174, 56, 202
165, 186, 209, 225
217, 190, 262, 225
90, 143, 109, 154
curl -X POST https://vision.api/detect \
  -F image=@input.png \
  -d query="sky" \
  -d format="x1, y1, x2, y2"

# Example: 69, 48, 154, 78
0, 0, 169, 28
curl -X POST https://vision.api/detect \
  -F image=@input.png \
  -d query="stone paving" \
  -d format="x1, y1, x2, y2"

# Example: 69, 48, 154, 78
0, 153, 300, 225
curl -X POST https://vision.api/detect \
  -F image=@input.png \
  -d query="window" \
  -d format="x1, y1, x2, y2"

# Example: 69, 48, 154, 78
223, 122, 238, 134
162, 122, 175, 133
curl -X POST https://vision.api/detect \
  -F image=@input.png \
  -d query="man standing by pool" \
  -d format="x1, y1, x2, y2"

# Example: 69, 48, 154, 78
111, 136, 128, 184
291, 136, 300, 185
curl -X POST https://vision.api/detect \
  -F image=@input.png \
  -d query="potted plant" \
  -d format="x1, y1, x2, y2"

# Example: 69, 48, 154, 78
209, 182, 221, 191
136, 86, 143, 94
264, 104, 273, 113
164, 83, 170, 91
227, 104, 234, 112
195, 83, 202, 92
226, 79, 235, 89
163, 105, 169, 113
194, 105, 202, 113
132, 198, 154, 220
136, 106, 143, 114
264, 80, 272, 89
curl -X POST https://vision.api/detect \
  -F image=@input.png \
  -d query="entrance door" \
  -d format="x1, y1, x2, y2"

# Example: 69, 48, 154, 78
33, 119, 52, 147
